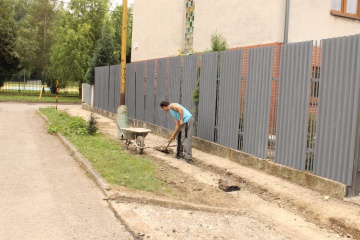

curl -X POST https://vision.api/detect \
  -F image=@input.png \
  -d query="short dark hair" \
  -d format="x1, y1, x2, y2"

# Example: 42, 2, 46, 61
160, 100, 169, 108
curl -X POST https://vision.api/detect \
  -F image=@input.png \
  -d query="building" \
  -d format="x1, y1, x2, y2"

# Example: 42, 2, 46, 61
131, 0, 360, 62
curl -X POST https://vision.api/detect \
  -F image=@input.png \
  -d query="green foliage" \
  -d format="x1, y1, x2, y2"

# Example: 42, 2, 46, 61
39, 107, 168, 193
47, 125, 58, 134
192, 66, 201, 112
0, 0, 20, 83
86, 112, 98, 135
111, 5, 133, 61
211, 31, 228, 52
1, 0, 133, 93
48, 20, 92, 87
14, 0, 56, 75
85, 23, 119, 84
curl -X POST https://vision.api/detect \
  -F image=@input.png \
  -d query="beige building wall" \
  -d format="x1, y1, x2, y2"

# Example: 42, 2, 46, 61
193, 0, 285, 52
131, 0, 360, 62
288, 0, 360, 43
131, 0, 184, 62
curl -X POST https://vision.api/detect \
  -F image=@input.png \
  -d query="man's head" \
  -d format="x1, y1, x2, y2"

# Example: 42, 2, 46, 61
160, 100, 170, 112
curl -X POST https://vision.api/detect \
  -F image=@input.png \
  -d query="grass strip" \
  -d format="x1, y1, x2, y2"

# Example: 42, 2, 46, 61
39, 107, 170, 194
0, 94, 81, 103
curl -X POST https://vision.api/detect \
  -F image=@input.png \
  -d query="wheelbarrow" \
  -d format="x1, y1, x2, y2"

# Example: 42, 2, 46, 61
120, 127, 151, 154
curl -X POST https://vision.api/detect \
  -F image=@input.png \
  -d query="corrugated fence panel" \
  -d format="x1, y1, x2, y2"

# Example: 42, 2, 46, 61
113, 65, 121, 112
99, 66, 105, 110
314, 35, 360, 185
167, 57, 182, 130
136, 62, 145, 121
182, 55, 198, 114
109, 65, 118, 113
217, 50, 242, 149
126, 63, 136, 118
155, 58, 167, 128
103, 66, 110, 112
197, 52, 218, 141
145, 60, 155, 124
100, 66, 110, 111
243, 47, 274, 159
94, 67, 101, 108
275, 41, 313, 169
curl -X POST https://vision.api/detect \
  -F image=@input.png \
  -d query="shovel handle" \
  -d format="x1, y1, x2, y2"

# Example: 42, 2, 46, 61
165, 127, 181, 150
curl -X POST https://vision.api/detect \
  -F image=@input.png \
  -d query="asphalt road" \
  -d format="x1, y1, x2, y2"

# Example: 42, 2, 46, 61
0, 102, 133, 240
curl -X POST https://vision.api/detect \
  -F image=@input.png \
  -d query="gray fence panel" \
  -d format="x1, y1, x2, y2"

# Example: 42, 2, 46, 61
135, 62, 145, 121
94, 67, 101, 108
109, 66, 115, 113
145, 60, 155, 124
110, 65, 120, 113
275, 42, 313, 169
197, 52, 218, 141
182, 55, 198, 114
167, 57, 182, 130
103, 66, 110, 112
126, 63, 136, 118
243, 47, 274, 158
314, 35, 360, 185
217, 50, 243, 149
98, 66, 106, 110
83, 83, 91, 104
109, 65, 119, 113
155, 58, 167, 128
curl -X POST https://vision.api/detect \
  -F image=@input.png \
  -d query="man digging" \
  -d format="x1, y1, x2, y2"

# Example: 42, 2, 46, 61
160, 100, 194, 163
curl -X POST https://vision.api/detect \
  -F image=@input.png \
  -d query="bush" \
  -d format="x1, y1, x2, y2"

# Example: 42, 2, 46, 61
86, 112, 98, 135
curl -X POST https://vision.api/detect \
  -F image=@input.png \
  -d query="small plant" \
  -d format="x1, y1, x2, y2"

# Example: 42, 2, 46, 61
47, 125, 58, 134
210, 31, 228, 52
86, 112, 98, 135
192, 66, 201, 113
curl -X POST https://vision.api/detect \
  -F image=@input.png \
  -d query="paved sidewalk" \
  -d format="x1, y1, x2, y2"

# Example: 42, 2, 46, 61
0, 102, 133, 240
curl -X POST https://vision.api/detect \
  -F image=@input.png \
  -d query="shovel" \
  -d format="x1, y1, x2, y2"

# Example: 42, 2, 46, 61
155, 127, 180, 154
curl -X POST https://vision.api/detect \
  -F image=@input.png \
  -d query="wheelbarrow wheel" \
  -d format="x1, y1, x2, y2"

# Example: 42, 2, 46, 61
136, 136, 144, 154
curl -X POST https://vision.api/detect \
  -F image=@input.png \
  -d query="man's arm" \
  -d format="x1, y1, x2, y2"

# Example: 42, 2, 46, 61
171, 118, 180, 140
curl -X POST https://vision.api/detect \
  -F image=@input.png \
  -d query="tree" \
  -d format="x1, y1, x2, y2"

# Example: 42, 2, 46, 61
0, 0, 20, 86
85, 23, 119, 84
111, 4, 133, 62
48, 0, 111, 95
14, 0, 56, 78
48, 12, 92, 93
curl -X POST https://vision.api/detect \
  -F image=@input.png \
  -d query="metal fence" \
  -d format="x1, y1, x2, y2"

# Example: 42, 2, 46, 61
87, 34, 360, 197
93, 65, 120, 113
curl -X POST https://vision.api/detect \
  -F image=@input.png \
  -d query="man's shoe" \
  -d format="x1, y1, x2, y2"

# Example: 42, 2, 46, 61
175, 154, 184, 159
184, 157, 193, 164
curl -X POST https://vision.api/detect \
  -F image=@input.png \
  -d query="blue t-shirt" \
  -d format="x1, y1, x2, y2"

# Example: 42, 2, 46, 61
169, 103, 192, 124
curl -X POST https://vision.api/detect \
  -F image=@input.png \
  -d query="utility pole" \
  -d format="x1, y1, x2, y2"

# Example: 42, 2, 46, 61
117, 0, 129, 140
120, 0, 128, 105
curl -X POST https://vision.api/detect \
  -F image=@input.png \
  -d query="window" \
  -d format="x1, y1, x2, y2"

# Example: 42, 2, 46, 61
331, 0, 360, 19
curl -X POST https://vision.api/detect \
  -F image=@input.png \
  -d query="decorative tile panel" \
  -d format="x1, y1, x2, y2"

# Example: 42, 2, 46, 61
184, 0, 195, 53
